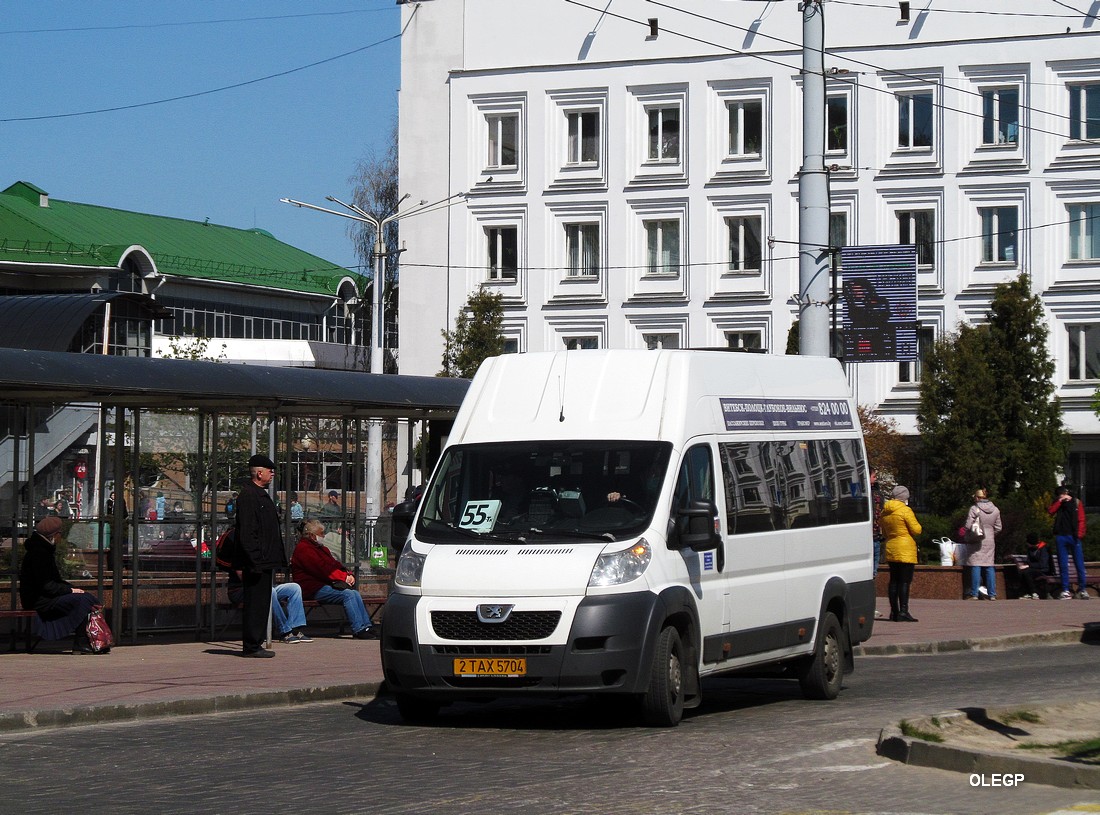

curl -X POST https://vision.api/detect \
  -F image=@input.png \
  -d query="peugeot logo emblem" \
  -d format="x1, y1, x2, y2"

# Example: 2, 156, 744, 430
477, 604, 514, 623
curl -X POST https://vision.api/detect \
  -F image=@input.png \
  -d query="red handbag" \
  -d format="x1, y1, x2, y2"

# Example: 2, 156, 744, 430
85, 607, 114, 653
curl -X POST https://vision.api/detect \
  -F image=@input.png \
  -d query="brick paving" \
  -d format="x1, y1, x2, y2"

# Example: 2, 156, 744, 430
0, 596, 1096, 732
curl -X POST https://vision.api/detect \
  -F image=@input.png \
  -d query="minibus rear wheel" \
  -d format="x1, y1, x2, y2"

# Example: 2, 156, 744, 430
641, 625, 685, 727
797, 611, 844, 700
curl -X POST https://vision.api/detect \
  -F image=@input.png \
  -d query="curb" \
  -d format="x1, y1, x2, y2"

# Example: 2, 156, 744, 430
877, 722, 1100, 790
857, 628, 1098, 656
0, 682, 383, 734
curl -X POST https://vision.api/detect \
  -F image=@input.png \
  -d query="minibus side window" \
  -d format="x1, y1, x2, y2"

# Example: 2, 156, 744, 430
720, 439, 869, 533
719, 441, 783, 534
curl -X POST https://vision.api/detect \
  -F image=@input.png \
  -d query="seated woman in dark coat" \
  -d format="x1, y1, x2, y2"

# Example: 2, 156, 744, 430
19, 516, 106, 654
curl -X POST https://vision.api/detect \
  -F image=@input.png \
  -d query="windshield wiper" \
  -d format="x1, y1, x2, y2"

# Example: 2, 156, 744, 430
524, 527, 616, 542
424, 519, 527, 543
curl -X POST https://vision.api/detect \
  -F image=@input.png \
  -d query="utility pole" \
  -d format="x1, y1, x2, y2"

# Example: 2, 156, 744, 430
797, 0, 831, 357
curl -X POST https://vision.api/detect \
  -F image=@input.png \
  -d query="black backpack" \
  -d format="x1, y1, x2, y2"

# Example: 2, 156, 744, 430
214, 526, 240, 571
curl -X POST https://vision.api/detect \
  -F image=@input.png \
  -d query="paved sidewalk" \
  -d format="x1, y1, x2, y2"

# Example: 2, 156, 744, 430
0, 596, 1097, 733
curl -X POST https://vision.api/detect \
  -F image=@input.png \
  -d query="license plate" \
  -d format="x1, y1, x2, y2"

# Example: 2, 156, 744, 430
453, 657, 527, 677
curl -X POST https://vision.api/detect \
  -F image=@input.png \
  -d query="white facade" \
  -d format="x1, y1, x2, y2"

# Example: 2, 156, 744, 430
397, 0, 1100, 490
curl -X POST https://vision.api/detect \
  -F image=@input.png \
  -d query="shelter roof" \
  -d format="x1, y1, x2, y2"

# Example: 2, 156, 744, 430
0, 347, 469, 419
0, 181, 353, 296
0, 293, 170, 352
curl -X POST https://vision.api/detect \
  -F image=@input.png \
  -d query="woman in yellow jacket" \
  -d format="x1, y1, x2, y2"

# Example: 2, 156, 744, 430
881, 485, 922, 622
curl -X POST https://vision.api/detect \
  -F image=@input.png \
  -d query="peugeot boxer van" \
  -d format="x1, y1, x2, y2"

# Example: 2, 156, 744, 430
382, 350, 876, 726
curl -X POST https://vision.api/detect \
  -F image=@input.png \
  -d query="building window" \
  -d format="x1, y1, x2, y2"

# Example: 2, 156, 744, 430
897, 210, 935, 268
1069, 84, 1100, 141
826, 94, 848, 153
487, 114, 518, 168
564, 336, 598, 350
897, 92, 934, 149
644, 333, 680, 350
567, 110, 599, 164
502, 338, 520, 354
565, 223, 600, 277
726, 331, 762, 351
982, 88, 1019, 145
1068, 324, 1100, 380
1069, 204, 1100, 261
486, 226, 518, 280
647, 106, 680, 161
898, 326, 935, 384
645, 220, 680, 275
726, 216, 762, 274
726, 100, 762, 157
830, 212, 848, 251
980, 206, 1018, 263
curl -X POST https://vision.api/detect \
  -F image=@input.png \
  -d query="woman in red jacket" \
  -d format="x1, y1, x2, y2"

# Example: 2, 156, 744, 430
290, 519, 379, 639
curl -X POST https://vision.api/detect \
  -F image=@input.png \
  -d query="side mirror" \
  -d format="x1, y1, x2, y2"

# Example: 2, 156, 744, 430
672, 499, 721, 552
390, 500, 416, 550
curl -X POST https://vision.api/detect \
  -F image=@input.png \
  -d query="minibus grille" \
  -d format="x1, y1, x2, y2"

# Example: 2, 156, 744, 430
431, 610, 562, 640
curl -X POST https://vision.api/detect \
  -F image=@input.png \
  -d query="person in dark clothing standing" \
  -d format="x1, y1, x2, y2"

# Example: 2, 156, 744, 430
235, 454, 287, 657
1048, 485, 1089, 600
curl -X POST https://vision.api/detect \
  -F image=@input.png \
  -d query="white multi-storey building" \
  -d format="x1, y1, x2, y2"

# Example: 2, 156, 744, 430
397, 0, 1100, 502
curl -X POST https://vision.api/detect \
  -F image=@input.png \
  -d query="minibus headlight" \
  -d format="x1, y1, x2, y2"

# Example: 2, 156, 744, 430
395, 541, 426, 587
588, 538, 652, 587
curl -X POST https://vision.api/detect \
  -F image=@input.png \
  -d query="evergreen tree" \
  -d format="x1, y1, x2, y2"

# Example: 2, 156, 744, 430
917, 273, 1067, 514
439, 288, 506, 379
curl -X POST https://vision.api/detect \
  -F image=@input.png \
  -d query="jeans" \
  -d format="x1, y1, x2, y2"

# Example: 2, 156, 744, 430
229, 582, 308, 636
969, 565, 996, 598
872, 539, 882, 577
313, 584, 373, 633
1055, 535, 1087, 593
273, 582, 307, 635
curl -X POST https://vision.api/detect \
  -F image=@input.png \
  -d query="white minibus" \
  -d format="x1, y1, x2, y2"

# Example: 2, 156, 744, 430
382, 350, 876, 726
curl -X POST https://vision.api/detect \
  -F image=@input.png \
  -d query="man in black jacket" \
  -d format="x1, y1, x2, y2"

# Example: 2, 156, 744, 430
235, 453, 287, 657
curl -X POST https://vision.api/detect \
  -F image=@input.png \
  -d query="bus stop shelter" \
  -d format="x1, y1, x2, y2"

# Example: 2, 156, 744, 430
0, 347, 469, 641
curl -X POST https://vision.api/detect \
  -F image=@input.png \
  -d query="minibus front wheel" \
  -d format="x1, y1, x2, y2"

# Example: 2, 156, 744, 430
640, 625, 686, 727
796, 611, 845, 700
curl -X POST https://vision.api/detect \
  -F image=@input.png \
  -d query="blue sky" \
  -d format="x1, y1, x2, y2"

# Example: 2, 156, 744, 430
1, 1, 401, 273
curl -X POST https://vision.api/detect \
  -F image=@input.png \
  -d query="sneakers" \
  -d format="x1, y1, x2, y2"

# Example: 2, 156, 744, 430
242, 647, 276, 658
352, 627, 381, 640
988, 595, 996, 601
1060, 590, 1074, 599
1076, 591, 1090, 600
279, 630, 313, 644
965, 595, 979, 600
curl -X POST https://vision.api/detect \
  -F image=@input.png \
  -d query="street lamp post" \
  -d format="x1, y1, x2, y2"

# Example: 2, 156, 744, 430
280, 191, 466, 521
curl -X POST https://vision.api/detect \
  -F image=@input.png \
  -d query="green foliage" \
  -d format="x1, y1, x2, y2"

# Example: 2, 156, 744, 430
858, 405, 905, 484
158, 334, 227, 361
439, 288, 506, 379
785, 320, 800, 355
898, 719, 945, 743
917, 274, 1068, 515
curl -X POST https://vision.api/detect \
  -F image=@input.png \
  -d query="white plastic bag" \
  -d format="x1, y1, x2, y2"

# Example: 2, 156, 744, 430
936, 537, 955, 566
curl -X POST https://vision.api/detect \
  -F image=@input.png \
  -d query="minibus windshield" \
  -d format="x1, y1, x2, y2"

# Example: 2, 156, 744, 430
417, 440, 673, 543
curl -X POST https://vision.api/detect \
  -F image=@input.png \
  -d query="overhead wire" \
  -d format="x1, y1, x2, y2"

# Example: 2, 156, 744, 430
0, 6, 393, 36
830, 0, 1098, 20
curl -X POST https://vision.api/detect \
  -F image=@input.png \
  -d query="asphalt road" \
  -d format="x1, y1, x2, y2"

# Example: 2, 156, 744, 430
2, 643, 1098, 815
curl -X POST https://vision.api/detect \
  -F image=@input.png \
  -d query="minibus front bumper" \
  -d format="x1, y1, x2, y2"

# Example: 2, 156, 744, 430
381, 590, 664, 698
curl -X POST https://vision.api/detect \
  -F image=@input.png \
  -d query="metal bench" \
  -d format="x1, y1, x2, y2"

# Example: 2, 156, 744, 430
0, 609, 38, 652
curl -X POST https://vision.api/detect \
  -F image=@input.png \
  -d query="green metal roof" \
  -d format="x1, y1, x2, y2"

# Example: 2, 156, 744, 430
0, 181, 353, 296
